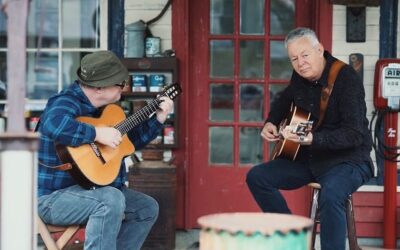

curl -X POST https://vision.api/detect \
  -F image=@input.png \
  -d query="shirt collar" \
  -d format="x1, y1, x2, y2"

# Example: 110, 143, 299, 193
316, 51, 337, 87
69, 81, 97, 112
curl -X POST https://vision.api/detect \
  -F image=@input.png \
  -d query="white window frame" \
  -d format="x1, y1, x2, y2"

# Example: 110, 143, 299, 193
0, 0, 108, 111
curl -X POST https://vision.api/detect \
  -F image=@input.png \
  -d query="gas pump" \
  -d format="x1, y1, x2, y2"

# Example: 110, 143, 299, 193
372, 59, 400, 248
374, 59, 400, 110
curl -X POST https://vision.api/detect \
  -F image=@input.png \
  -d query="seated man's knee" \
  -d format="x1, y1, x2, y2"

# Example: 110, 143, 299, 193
101, 187, 126, 216
146, 195, 159, 219
246, 164, 265, 188
137, 195, 159, 222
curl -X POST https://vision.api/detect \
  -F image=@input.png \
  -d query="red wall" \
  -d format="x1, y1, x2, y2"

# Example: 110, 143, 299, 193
354, 192, 400, 238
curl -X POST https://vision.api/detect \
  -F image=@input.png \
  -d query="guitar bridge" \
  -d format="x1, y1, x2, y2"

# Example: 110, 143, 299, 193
89, 143, 107, 164
293, 121, 314, 136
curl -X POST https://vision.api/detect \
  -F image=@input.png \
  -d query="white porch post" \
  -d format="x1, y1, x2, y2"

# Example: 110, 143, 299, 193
0, 0, 39, 249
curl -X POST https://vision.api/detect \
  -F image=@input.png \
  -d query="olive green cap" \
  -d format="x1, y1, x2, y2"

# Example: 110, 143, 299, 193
76, 51, 129, 88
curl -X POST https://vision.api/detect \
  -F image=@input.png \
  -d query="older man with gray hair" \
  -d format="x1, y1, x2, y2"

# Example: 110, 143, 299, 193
247, 27, 373, 250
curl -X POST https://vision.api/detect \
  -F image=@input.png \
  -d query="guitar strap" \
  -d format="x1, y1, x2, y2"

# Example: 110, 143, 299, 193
313, 60, 346, 131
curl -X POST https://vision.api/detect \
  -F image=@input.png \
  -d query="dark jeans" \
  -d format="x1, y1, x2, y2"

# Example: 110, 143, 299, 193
246, 158, 372, 250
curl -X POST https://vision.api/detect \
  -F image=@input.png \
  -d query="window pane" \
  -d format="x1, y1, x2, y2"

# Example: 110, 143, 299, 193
0, 0, 6, 48
270, 41, 292, 79
240, 0, 264, 35
27, 52, 58, 99
269, 83, 287, 107
27, 0, 59, 48
209, 126, 233, 164
270, 0, 295, 35
62, 52, 91, 89
210, 83, 234, 121
2, 0, 105, 103
240, 84, 264, 122
0, 52, 6, 101
210, 40, 234, 78
240, 127, 263, 165
63, 0, 100, 48
210, 0, 234, 35
240, 40, 264, 79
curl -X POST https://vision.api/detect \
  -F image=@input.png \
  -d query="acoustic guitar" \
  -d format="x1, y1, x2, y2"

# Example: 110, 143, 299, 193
55, 83, 182, 189
270, 105, 313, 161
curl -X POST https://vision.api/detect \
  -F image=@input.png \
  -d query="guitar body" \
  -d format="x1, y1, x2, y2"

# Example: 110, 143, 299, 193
55, 83, 182, 188
271, 105, 311, 161
56, 104, 135, 188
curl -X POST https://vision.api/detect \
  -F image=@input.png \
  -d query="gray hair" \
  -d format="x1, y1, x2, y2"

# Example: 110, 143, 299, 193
284, 27, 320, 48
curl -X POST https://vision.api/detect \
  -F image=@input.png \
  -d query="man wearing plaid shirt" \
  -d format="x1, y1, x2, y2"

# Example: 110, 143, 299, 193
37, 51, 173, 250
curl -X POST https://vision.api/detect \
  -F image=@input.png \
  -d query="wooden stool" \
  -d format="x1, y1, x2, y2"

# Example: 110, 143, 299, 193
37, 215, 81, 250
308, 183, 361, 250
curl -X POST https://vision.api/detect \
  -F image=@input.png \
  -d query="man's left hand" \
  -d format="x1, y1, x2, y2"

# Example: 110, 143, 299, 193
156, 96, 174, 123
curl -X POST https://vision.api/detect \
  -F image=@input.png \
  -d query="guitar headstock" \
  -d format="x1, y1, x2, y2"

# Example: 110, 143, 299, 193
161, 83, 182, 101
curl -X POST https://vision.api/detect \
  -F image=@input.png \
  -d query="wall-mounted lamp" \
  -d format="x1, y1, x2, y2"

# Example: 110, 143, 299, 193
346, 6, 366, 42
330, 0, 380, 43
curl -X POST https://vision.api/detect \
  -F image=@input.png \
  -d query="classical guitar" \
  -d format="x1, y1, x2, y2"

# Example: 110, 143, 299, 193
55, 83, 182, 189
270, 105, 313, 161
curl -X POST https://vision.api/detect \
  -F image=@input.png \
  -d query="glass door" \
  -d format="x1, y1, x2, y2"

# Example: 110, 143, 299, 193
187, 0, 316, 227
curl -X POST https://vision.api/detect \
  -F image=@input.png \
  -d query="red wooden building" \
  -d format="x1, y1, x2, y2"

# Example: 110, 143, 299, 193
167, 0, 398, 244
1, 0, 399, 248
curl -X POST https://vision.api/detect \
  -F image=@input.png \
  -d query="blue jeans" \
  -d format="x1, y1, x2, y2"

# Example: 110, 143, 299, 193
246, 159, 372, 250
38, 185, 159, 250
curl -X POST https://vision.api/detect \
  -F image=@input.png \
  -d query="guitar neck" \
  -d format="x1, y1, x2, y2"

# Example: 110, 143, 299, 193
114, 83, 182, 135
115, 98, 160, 135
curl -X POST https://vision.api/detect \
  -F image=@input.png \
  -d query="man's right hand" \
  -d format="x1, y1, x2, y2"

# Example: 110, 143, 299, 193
260, 122, 280, 142
95, 127, 122, 148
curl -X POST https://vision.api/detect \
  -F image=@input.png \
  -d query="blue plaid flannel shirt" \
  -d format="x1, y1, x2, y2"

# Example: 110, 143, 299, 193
38, 81, 163, 196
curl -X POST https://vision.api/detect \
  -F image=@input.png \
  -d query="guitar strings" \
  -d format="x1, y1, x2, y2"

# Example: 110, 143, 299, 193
114, 85, 179, 135
115, 97, 162, 135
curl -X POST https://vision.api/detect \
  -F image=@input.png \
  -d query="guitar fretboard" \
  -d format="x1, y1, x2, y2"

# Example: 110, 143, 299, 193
112, 83, 181, 136
115, 98, 161, 135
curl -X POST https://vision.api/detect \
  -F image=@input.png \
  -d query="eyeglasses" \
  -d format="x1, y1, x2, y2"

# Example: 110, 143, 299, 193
115, 80, 127, 89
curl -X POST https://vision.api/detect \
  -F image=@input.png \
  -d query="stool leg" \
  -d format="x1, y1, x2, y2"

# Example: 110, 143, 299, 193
37, 215, 60, 250
346, 195, 361, 250
56, 225, 80, 249
310, 188, 320, 250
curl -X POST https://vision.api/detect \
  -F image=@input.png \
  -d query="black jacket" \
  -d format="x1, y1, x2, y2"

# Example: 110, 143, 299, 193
266, 51, 373, 176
